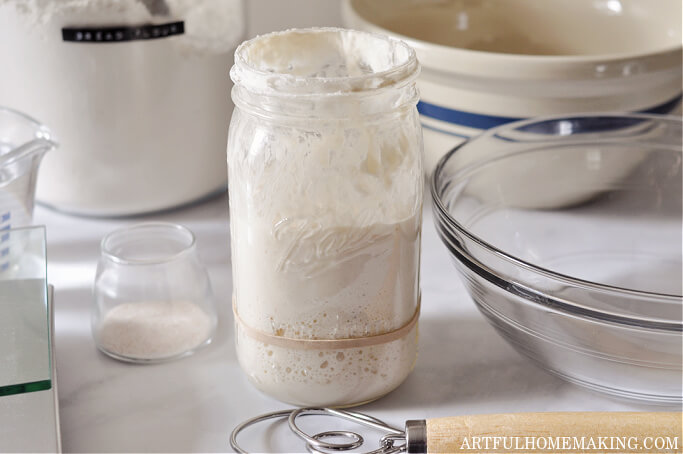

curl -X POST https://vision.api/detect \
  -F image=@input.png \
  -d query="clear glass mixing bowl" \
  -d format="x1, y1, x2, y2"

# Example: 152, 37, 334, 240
431, 113, 682, 403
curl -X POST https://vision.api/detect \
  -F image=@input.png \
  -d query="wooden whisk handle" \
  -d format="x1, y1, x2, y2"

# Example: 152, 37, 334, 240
404, 412, 682, 453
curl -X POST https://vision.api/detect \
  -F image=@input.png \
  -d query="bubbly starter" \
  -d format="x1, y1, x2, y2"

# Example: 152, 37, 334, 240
228, 29, 423, 407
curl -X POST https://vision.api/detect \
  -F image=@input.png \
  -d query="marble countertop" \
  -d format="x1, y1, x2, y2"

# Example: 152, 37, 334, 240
33, 193, 660, 453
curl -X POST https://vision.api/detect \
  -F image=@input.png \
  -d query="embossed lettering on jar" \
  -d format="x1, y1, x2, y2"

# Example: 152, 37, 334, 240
227, 28, 423, 407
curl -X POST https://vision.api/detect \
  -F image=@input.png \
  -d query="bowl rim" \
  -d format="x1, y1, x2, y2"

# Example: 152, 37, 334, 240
431, 113, 683, 309
342, 0, 683, 80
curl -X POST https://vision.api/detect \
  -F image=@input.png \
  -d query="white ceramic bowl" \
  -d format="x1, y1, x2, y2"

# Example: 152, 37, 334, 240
343, 0, 683, 173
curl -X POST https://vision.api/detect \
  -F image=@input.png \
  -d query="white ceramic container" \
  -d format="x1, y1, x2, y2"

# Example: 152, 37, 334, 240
343, 0, 683, 173
0, 0, 245, 216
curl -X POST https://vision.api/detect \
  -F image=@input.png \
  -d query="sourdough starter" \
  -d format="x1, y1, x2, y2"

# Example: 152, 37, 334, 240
228, 29, 423, 406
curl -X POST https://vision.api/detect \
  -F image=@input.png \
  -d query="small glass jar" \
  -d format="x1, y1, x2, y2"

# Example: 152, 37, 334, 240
228, 28, 423, 406
92, 223, 217, 363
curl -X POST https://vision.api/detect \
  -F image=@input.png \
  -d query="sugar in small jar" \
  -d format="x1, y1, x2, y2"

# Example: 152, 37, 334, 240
228, 28, 423, 406
92, 223, 217, 363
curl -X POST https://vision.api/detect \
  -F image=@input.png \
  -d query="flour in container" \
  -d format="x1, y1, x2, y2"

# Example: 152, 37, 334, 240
0, 0, 245, 215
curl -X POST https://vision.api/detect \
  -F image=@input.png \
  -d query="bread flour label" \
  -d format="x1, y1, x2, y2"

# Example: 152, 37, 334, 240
62, 21, 184, 43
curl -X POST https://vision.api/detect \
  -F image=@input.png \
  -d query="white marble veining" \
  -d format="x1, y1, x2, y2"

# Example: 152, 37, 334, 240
32, 193, 663, 453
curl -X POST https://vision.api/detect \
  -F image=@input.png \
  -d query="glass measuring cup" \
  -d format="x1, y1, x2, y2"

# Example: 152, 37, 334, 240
0, 106, 56, 274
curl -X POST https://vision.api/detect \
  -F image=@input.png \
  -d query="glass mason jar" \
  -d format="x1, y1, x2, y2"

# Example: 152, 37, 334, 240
92, 223, 217, 363
228, 28, 423, 407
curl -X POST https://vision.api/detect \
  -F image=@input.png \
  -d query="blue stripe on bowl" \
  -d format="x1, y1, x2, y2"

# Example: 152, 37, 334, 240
417, 101, 523, 129
417, 94, 682, 129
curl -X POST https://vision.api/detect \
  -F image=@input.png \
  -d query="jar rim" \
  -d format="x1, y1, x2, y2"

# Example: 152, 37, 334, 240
101, 222, 196, 265
231, 27, 419, 97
